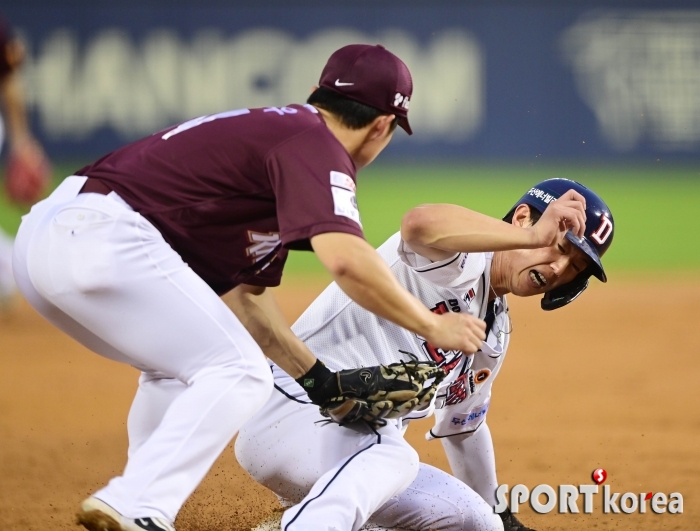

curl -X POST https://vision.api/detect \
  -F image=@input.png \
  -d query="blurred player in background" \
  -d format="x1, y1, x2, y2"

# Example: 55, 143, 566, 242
0, 13, 51, 306
236, 178, 615, 531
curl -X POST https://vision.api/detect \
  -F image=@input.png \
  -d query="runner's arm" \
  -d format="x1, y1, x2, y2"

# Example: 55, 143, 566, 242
401, 198, 587, 262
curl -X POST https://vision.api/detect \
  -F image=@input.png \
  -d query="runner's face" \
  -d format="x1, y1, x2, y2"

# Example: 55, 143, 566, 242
503, 236, 591, 297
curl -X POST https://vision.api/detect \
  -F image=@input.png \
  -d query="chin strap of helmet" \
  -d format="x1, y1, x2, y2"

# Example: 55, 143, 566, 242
541, 273, 591, 311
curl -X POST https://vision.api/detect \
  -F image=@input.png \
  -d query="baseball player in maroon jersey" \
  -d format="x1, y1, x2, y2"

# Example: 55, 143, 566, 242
0, 14, 50, 306
11, 44, 486, 531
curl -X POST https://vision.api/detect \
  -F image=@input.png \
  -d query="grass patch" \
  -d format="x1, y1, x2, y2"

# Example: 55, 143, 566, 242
2, 162, 698, 277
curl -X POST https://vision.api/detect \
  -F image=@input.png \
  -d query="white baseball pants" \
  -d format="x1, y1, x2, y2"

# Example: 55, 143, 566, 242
13, 176, 273, 522
235, 377, 503, 531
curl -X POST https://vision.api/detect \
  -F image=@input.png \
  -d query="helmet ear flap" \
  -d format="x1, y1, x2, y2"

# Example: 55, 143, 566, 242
541, 275, 590, 311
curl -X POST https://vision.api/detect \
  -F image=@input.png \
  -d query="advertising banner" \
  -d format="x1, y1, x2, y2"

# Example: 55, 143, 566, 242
4, 2, 700, 160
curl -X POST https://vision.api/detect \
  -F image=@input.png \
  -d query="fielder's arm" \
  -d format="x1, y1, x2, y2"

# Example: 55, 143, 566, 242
223, 284, 316, 378
311, 232, 485, 354
224, 283, 446, 424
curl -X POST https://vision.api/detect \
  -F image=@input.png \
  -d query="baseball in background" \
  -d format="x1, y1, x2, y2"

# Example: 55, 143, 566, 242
1, 1, 698, 531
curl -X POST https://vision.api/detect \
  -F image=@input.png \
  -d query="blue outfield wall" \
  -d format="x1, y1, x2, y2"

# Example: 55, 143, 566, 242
3, 1, 700, 162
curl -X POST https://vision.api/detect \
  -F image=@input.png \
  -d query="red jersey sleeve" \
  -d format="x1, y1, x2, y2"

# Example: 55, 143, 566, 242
266, 124, 365, 251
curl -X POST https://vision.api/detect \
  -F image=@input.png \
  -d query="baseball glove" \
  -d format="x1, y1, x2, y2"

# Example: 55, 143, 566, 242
319, 358, 446, 427
498, 508, 536, 531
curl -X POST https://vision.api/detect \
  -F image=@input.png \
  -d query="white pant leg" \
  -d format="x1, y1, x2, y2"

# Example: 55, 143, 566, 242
127, 373, 188, 459
369, 463, 503, 531
236, 384, 420, 531
13, 177, 273, 522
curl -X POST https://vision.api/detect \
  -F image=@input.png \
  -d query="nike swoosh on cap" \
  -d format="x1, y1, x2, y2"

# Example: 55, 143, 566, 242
334, 79, 354, 86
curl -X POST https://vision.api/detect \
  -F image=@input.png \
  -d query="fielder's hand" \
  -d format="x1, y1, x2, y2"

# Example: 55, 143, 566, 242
313, 359, 446, 427
528, 188, 587, 246
498, 508, 537, 531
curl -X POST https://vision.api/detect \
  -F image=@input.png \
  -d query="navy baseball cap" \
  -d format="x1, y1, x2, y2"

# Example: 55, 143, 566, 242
319, 44, 413, 135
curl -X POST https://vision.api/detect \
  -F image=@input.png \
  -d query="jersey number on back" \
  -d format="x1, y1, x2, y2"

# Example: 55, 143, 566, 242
162, 109, 251, 140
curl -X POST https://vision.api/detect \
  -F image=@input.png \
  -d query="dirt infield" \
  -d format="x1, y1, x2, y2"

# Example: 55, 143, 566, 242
1, 277, 698, 531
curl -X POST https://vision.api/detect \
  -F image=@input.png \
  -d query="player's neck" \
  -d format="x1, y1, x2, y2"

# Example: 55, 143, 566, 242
316, 108, 374, 166
489, 253, 509, 298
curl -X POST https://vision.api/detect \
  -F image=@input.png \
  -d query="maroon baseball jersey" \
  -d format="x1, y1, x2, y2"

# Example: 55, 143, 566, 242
76, 104, 364, 295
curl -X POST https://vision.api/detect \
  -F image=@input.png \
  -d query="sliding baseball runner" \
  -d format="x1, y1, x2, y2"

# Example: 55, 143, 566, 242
236, 178, 615, 531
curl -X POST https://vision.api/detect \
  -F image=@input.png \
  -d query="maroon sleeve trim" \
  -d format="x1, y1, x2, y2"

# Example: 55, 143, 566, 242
282, 221, 365, 251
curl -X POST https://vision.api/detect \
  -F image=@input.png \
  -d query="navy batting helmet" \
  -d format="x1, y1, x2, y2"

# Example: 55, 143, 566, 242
503, 178, 614, 311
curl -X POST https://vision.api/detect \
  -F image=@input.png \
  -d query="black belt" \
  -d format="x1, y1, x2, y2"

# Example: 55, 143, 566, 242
79, 177, 113, 195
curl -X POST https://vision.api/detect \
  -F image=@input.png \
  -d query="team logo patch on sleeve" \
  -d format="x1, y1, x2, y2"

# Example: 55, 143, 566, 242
330, 171, 361, 227
330, 170, 356, 192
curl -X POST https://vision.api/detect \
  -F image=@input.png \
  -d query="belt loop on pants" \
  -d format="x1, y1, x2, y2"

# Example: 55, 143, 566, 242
79, 177, 113, 195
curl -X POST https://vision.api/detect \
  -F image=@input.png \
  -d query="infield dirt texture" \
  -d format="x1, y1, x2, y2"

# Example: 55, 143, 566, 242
1, 165, 699, 530
1, 277, 698, 530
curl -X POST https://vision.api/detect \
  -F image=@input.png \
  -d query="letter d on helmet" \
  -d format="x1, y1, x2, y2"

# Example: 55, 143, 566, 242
503, 178, 615, 310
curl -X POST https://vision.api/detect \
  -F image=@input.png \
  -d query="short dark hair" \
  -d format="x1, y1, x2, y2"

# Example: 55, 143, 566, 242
308, 87, 398, 131
503, 204, 542, 225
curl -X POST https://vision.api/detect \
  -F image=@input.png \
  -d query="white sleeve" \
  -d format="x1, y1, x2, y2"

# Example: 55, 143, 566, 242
397, 239, 486, 288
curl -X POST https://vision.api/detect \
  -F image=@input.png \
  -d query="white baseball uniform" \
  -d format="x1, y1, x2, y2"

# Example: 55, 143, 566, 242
11, 104, 370, 523
12, 177, 275, 521
236, 232, 511, 531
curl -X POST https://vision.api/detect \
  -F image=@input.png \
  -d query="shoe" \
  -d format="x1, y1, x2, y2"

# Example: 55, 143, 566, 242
498, 507, 536, 531
76, 497, 176, 531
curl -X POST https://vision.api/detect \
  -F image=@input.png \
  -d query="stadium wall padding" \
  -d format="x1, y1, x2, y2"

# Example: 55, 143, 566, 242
4, 2, 700, 161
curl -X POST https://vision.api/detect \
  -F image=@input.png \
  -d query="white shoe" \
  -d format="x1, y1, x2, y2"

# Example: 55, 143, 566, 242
76, 497, 176, 531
